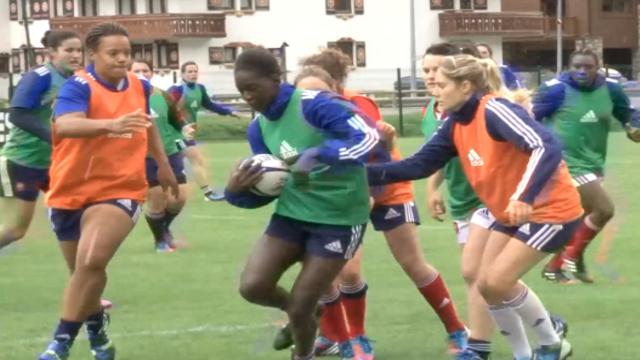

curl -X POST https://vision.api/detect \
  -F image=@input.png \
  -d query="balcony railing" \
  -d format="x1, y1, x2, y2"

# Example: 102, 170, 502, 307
50, 13, 226, 40
439, 11, 577, 38
439, 11, 544, 37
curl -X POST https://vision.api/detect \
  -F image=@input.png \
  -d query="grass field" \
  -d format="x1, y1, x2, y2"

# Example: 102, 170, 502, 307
1, 134, 639, 359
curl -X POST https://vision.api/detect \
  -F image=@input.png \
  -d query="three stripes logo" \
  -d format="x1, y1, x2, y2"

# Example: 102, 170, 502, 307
467, 148, 484, 167
279, 141, 298, 161
579, 110, 598, 123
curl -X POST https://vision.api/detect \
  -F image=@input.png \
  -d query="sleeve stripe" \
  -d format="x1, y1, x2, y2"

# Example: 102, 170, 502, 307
486, 99, 546, 200
338, 115, 379, 160
486, 100, 542, 147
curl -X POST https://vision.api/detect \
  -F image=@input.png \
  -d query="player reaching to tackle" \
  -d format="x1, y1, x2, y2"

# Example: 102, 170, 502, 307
224, 47, 378, 360
368, 55, 580, 360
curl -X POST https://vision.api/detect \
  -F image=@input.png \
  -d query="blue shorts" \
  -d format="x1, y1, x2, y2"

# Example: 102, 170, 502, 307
176, 138, 197, 150
145, 153, 187, 187
49, 199, 142, 241
265, 214, 366, 260
0, 156, 49, 201
369, 202, 420, 231
492, 218, 582, 253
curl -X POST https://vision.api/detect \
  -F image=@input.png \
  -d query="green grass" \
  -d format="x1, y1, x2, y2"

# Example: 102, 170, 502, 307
1, 134, 639, 359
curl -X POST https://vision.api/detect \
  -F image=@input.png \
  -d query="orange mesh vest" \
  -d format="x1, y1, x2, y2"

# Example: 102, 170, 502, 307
46, 71, 149, 209
343, 89, 414, 206
451, 94, 582, 225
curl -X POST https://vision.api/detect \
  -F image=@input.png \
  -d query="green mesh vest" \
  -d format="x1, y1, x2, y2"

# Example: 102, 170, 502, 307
181, 83, 202, 124
258, 89, 370, 226
421, 100, 482, 220
1, 64, 66, 169
548, 83, 614, 176
150, 88, 181, 156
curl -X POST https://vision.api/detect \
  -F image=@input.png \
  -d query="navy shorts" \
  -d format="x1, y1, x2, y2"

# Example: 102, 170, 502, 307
177, 138, 197, 150
265, 213, 366, 260
145, 153, 187, 187
369, 202, 420, 231
49, 199, 142, 241
0, 156, 49, 201
492, 218, 582, 253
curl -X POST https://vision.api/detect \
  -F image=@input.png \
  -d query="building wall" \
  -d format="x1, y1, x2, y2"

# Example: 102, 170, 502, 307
3, 0, 505, 97
588, 0, 638, 49
501, 0, 540, 12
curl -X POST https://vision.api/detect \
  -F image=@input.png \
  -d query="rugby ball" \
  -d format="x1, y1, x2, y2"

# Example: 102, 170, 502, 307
249, 154, 290, 197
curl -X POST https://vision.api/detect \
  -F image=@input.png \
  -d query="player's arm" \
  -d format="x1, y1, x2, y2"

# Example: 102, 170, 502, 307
299, 91, 379, 170
485, 98, 563, 204
606, 80, 640, 142
54, 77, 150, 137
531, 79, 565, 122
200, 84, 236, 116
368, 119, 457, 186
9, 70, 53, 143
162, 89, 187, 130
225, 119, 276, 209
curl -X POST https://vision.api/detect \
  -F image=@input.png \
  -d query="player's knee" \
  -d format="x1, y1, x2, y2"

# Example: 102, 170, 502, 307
3, 226, 28, 242
238, 276, 268, 304
593, 203, 614, 224
287, 297, 314, 325
461, 262, 479, 286
477, 274, 510, 303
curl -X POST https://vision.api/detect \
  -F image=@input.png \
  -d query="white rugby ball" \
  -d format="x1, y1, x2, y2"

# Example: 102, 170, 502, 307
249, 154, 290, 197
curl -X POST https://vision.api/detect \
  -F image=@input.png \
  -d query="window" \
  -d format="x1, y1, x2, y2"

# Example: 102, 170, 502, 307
430, 0, 453, 10
208, 0, 234, 10
224, 47, 237, 63
11, 49, 22, 73
10, 0, 19, 20
460, 0, 487, 10
53, 0, 74, 16
117, 0, 136, 15
240, 0, 252, 10
327, 39, 366, 67
157, 42, 179, 69
602, 0, 631, 12
326, 0, 364, 15
0, 53, 10, 74
209, 43, 255, 65
132, 44, 154, 63
31, 0, 50, 19
80, 0, 98, 16
148, 0, 166, 14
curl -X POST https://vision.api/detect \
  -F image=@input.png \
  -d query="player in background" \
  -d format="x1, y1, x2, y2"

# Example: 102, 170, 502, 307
536, 49, 640, 283
368, 55, 579, 360
168, 61, 243, 202
38, 23, 178, 360
475, 43, 521, 90
289, 49, 467, 359
225, 48, 378, 360
0, 30, 81, 251
131, 60, 192, 252
422, 43, 496, 360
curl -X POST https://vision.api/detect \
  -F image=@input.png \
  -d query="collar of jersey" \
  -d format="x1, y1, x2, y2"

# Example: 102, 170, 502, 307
86, 64, 129, 92
448, 92, 482, 124
560, 71, 605, 92
261, 83, 295, 121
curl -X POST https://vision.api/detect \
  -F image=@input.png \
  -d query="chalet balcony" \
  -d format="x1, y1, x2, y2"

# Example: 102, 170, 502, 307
439, 11, 577, 38
49, 13, 226, 40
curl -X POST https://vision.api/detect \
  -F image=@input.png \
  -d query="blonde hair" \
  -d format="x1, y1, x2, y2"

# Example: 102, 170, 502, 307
439, 55, 489, 93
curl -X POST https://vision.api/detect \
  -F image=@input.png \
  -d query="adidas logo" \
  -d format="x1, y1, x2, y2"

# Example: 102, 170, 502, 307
150, 108, 159, 119
579, 110, 598, 123
384, 208, 402, 220
519, 223, 531, 235
190, 100, 199, 110
439, 297, 451, 308
279, 141, 298, 160
467, 149, 484, 167
324, 241, 343, 254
